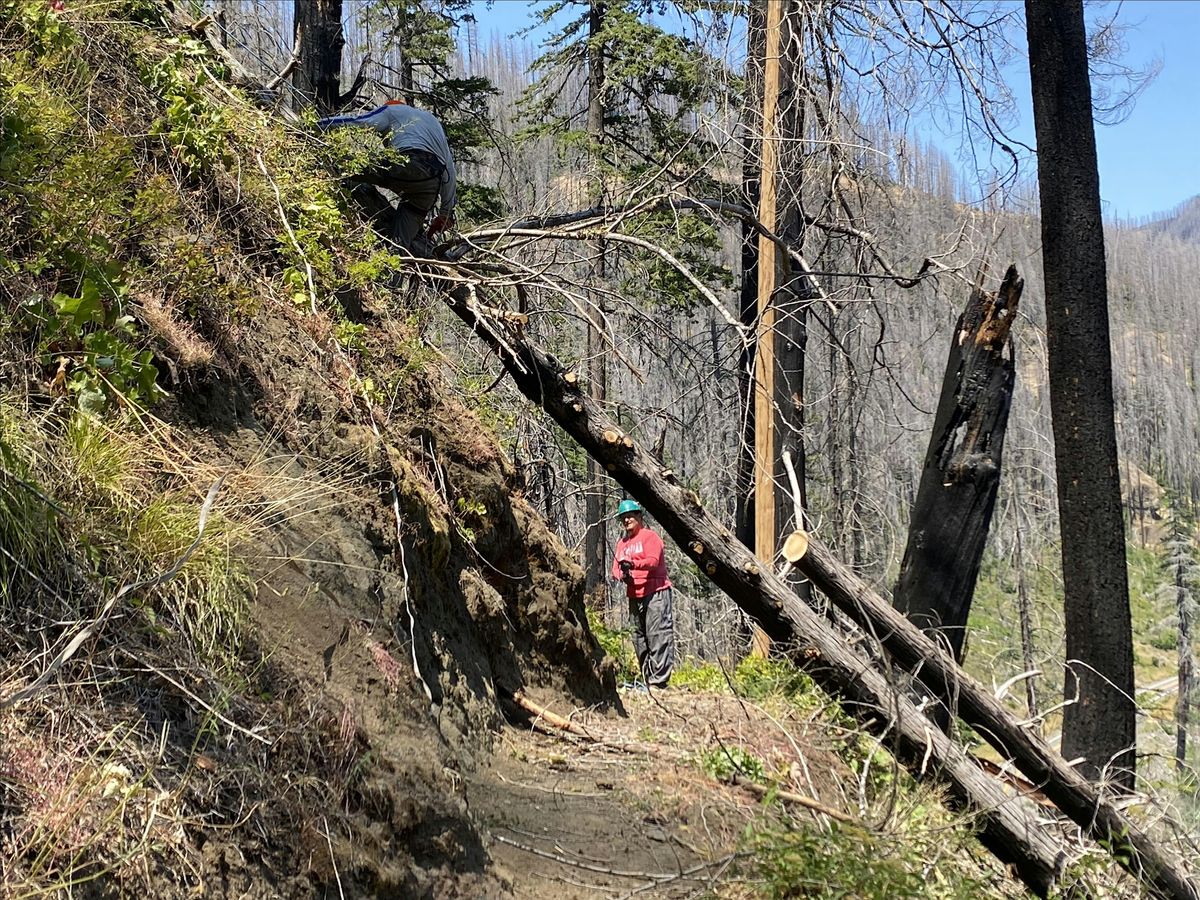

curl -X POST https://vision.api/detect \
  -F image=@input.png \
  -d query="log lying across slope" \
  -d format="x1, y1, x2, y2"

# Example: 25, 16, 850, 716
443, 284, 1198, 900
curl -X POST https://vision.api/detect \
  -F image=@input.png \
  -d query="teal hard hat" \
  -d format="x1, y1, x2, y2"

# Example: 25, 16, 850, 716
614, 499, 643, 519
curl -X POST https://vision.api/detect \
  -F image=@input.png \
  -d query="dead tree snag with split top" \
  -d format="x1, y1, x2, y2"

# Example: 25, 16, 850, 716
895, 265, 1023, 662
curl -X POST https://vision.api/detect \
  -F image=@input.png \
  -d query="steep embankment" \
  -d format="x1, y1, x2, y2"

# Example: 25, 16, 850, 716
0, 3, 611, 895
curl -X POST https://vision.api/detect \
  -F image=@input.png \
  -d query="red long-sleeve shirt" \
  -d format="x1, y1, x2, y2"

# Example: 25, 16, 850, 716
611, 528, 672, 600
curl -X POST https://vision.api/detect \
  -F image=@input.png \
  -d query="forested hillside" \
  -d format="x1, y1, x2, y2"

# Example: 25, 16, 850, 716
213, 0, 1200, 729
4, 0, 1200, 897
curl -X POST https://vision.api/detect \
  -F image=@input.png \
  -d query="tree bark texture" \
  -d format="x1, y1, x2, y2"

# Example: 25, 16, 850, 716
1026, 0, 1136, 790
582, 0, 609, 598
894, 266, 1022, 662
1176, 554, 1194, 772
442, 287, 1199, 900
773, 1, 812, 608
293, 0, 345, 115
1015, 508, 1041, 722
734, 1, 764, 553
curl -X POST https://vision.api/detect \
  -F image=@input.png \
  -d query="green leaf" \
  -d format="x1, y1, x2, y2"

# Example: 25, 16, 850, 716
54, 278, 105, 328
74, 379, 107, 416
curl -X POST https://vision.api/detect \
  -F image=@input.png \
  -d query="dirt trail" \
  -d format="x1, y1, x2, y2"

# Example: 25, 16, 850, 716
468, 689, 851, 898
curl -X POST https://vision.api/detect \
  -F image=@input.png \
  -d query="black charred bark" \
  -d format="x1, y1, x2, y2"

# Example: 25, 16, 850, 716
1026, 0, 1136, 791
293, 0, 345, 115
894, 266, 1022, 662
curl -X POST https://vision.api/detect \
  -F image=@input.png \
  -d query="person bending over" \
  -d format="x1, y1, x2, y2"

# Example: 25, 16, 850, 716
318, 99, 457, 255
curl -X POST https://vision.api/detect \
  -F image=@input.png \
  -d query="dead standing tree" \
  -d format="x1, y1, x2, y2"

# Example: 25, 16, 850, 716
1026, 0, 1137, 790
894, 265, 1022, 664
436, 268, 1198, 900
292, 0, 345, 115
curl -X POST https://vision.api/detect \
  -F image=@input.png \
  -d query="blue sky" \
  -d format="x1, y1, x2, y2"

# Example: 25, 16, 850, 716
1016, 0, 1200, 221
469, 0, 1200, 220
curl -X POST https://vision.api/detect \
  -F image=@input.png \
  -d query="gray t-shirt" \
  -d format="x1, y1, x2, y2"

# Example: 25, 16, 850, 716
318, 102, 457, 213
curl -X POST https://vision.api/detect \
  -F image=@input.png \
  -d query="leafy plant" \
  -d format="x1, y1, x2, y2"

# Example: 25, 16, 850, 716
743, 792, 1011, 900
700, 745, 766, 784
142, 38, 232, 173
1, 0, 74, 54
586, 608, 639, 682
27, 278, 164, 413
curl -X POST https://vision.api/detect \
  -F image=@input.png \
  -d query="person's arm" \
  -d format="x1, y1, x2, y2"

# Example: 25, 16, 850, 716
316, 104, 393, 136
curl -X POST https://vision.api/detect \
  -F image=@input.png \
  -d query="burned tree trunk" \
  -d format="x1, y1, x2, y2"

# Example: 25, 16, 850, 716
894, 266, 1022, 660
442, 286, 1198, 900
293, 0, 345, 115
1027, 0, 1136, 790
582, 0, 609, 602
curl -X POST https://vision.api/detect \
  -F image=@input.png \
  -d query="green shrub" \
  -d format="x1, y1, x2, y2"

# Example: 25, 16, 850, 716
670, 659, 732, 692
734, 654, 816, 700
587, 608, 639, 682
670, 654, 818, 706
744, 815, 1003, 900
24, 277, 164, 413
699, 745, 766, 784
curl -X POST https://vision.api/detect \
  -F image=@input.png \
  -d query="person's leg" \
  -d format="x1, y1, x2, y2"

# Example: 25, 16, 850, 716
643, 588, 675, 687
355, 157, 440, 252
628, 595, 649, 681
393, 203, 430, 252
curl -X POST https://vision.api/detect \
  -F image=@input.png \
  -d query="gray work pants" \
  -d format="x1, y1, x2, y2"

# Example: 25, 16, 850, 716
353, 154, 442, 252
629, 588, 674, 687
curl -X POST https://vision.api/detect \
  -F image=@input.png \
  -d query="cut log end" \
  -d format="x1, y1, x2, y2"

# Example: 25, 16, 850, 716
562, 371, 578, 385
690, 541, 705, 556
602, 430, 621, 445
782, 530, 810, 563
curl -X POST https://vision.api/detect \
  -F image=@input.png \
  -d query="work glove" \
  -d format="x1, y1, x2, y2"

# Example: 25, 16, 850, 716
618, 560, 634, 584
427, 212, 455, 239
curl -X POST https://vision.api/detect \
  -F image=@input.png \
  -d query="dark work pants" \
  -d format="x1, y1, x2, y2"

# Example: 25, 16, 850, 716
352, 156, 442, 252
629, 588, 674, 687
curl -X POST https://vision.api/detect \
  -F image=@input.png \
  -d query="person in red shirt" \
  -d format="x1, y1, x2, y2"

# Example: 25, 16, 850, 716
610, 499, 674, 688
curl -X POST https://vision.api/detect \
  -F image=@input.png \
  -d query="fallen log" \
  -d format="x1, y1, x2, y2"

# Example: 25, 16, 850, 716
442, 285, 1198, 900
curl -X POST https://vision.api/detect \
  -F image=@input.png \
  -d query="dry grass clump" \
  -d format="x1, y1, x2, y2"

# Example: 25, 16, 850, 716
0, 713, 190, 895
0, 386, 373, 898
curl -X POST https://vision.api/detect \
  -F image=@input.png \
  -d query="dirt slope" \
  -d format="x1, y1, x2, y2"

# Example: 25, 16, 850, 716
155, 247, 621, 895
0, 5, 620, 895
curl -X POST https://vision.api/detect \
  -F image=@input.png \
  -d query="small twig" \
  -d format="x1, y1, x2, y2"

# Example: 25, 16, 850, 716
495, 772, 608, 798
510, 689, 597, 740
120, 651, 271, 746
322, 817, 346, 900
613, 853, 744, 900
460, 226, 747, 345
728, 774, 853, 823
994, 668, 1042, 703
0, 464, 67, 514
253, 151, 318, 316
